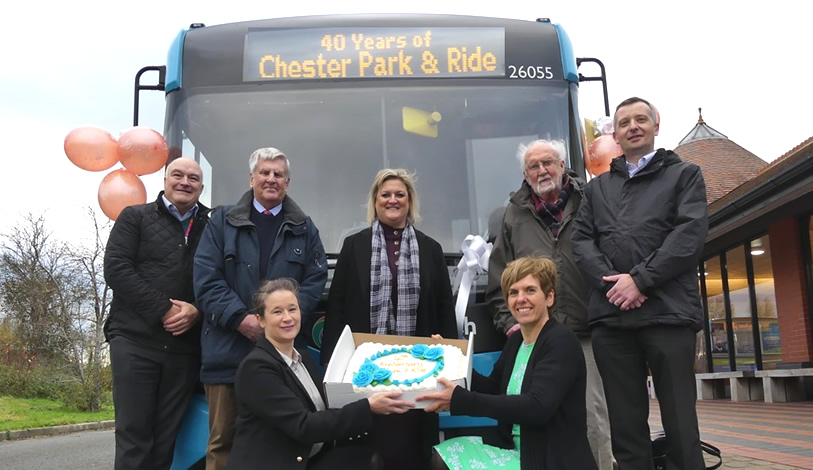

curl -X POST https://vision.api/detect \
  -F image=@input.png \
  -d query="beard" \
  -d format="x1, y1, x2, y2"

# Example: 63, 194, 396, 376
533, 176, 562, 200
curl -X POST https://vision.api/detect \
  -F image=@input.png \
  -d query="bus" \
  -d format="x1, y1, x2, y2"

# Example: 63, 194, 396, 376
134, 13, 607, 350
133, 14, 608, 469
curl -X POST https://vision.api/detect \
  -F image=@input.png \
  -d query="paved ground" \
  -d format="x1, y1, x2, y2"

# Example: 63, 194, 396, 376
651, 399, 813, 469
2, 400, 812, 469
0, 428, 114, 470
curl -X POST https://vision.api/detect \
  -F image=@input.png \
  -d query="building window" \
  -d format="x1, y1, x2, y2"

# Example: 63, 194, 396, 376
701, 234, 783, 372
751, 235, 780, 369
726, 245, 756, 371
704, 256, 729, 372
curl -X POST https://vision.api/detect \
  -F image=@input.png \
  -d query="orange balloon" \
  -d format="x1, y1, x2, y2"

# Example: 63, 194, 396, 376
587, 135, 623, 177
117, 127, 169, 175
64, 126, 119, 172
97, 169, 147, 220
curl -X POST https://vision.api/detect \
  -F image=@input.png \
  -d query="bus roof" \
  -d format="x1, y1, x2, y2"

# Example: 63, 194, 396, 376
165, 14, 578, 92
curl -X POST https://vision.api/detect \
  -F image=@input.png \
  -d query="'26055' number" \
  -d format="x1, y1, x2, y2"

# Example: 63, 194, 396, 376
508, 65, 553, 79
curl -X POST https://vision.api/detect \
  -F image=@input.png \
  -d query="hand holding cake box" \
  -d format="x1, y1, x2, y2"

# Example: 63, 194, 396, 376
322, 328, 473, 410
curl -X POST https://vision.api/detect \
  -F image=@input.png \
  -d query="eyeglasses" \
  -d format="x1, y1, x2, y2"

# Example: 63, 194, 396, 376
525, 159, 559, 173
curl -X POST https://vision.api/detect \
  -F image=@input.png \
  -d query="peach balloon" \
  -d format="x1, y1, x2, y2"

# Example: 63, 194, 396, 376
117, 127, 169, 175
587, 135, 623, 177
98, 169, 147, 220
64, 126, 119, 172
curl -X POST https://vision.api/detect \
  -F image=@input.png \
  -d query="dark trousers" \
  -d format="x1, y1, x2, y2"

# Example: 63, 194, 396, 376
110, 336, 200, 470
371, 410, 436, 470
592, 325, 704, 470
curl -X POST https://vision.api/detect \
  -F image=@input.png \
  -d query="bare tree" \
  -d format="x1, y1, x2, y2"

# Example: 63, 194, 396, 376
0, 209, 112, 411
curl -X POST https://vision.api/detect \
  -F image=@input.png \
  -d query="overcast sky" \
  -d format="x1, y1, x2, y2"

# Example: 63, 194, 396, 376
0, 0, 810, 243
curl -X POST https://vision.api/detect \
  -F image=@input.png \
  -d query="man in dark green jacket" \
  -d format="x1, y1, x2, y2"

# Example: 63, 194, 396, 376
572, 97, 708, 470
486, 139, 613, 469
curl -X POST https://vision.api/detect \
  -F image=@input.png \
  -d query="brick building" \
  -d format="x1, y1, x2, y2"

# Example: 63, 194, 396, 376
675, 110, 813, 377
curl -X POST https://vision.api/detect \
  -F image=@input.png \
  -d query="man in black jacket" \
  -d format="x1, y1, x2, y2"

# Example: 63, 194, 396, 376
104, 157, 210, 470
572, 97, 708, 470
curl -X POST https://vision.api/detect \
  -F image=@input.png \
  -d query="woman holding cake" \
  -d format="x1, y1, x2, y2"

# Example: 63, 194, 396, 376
417, 257, 597, 470
228, 278, 415, 470
322, 169, 458, 470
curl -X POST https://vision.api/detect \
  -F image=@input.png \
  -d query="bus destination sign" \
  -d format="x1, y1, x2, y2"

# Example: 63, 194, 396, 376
244, 27, 505, 81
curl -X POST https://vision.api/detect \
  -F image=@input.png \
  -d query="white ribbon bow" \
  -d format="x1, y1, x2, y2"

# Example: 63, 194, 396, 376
452, 235, 492, 338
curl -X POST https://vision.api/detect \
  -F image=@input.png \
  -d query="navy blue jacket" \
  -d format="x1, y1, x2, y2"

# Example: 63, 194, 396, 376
194, 190, 327, 384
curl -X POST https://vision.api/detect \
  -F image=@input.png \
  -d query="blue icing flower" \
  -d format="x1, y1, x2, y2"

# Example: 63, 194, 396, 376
373, 368, 392, 382
359, 362, 380, 374
353, 370, 374, 387
423, 347, 444, 361
410, 344, 428, 358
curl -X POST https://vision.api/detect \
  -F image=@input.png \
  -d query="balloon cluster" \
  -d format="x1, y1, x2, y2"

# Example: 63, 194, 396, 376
64, 126, 168, 220
583, 117, 622, 177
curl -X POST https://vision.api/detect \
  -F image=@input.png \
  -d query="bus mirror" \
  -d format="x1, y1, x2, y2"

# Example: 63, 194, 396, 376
402, 107, 442, 138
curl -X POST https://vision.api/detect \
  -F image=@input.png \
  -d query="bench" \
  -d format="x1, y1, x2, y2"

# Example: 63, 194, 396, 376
695, 371, 761, 401
755, 368, 813, 403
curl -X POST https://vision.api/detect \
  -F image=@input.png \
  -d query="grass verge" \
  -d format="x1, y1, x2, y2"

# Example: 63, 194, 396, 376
0, 396, 114, 431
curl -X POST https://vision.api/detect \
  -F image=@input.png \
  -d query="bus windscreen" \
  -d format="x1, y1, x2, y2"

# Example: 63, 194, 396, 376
243, 27, 506, 81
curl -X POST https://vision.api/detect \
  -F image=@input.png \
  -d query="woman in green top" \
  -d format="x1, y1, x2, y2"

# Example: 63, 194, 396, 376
418, 257, 597, 470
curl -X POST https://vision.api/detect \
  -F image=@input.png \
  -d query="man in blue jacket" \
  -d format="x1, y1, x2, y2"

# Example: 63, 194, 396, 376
572, 97, 708, 470
194, 147, 328, 470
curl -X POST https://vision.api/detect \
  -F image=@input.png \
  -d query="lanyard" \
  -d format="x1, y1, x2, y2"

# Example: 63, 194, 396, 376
184, 218, 194, 244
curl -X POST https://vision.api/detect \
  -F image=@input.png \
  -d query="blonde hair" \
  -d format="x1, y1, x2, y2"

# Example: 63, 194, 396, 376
500, 257, 557, 305
366, 169, 421, 225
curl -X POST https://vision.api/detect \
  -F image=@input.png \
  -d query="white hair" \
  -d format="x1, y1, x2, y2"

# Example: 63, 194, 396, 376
515, 139, 567, 171
248, 147, 291, 178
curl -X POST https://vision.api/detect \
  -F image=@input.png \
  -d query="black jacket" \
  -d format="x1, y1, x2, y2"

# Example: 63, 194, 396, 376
228, 336, 372, 470
321, 227, 458, 365
450, 318, 597, 470
487, 171, 591, 336
571, 149, 708, 331
104, 192, 210, 353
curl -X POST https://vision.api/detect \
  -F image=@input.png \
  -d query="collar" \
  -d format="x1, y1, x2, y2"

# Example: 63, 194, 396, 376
162, 194, 199, 221
274, 345, 302, 367
253, 198, 282, 215
625, 150, 657, 177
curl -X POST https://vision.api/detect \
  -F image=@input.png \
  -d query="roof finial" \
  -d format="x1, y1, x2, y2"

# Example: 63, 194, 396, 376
698, 107, 704, 124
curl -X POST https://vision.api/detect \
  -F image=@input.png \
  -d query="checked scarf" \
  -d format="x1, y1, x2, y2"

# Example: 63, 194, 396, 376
530, 175, 570, 237
369, 219, 420, 336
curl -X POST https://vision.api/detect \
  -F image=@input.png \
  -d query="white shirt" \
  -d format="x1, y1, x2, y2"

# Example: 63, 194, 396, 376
276, 346, 326, 457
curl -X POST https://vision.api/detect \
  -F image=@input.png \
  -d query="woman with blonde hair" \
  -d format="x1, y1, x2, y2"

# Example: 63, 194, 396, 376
322, 168, 457, 470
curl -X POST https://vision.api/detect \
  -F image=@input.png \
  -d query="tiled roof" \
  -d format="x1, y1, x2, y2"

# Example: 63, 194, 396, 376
674, 109, 767, 204
708, 135, 813, 214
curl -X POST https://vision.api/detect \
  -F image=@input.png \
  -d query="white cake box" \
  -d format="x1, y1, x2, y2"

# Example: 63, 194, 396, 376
323, 325, 474, 409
